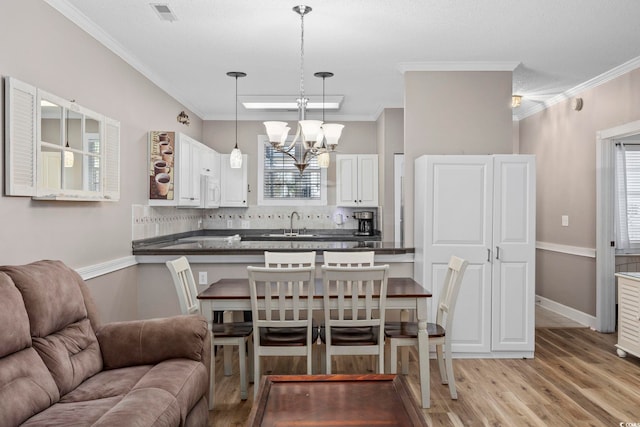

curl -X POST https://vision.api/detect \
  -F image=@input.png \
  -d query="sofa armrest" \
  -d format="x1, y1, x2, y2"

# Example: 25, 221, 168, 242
96, 314, 210, 369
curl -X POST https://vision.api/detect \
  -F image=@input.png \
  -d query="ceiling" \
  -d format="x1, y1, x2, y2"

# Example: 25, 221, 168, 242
48, 0, 640, 121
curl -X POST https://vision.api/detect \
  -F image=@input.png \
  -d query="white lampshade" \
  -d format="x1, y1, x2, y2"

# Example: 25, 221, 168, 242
264, 121, 289, 143
299, 120, 323, 142
317, 152, 330, 168
230, 147, 243, 168
280, 127, 291, 146
322, 123, 344, 148
314, 129, 325, 148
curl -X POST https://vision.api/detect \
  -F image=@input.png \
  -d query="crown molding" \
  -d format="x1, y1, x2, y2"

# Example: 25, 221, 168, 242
398, 61, 520, 73
44, 0, 205, 119
515, 55, 640, 121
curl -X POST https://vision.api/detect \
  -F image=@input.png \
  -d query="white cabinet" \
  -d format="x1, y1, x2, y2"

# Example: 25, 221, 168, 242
220, 154, 248, 207
176, 135, 202, 207
414, 155, 536, 357
201, 149, 221, 209
615, 273, 640, 359
336, 154, 378, 207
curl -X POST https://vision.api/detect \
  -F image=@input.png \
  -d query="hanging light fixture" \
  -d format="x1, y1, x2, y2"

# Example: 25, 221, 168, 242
263, 5, 344, 173
64, 109, 74, 168
228, 71, 246, 169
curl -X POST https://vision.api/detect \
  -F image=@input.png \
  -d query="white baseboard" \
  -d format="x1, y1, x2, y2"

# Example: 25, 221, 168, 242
536, 295, 597, 329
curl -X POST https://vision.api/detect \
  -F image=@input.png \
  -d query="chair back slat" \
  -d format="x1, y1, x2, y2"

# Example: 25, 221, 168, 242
323, 251, 375, 267
166, 256, 200, 315
247, 266, 315, 330
436, 256, 469, 330
321, 265, 389, 332
265, 251, 316, 268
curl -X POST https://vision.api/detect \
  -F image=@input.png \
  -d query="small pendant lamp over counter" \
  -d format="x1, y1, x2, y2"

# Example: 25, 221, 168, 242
227, 71, 246, 168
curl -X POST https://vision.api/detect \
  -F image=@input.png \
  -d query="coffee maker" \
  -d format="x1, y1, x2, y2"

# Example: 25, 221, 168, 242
354, 211, 375, 236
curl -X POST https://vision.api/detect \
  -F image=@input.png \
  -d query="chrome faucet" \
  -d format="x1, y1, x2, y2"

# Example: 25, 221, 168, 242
289, 211, 300, 235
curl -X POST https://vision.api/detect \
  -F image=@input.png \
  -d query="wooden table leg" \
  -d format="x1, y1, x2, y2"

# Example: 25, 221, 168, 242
416, 297, 430, 409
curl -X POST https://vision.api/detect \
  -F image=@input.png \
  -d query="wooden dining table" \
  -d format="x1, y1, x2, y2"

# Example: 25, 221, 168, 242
197, 276, 433, 408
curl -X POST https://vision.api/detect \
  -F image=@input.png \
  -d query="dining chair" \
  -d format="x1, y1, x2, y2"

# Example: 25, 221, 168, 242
247, 266, 317, 398
384, 256, 468, 399
166, 256, 253, 405
320, 264, 389, 374
323, 251, 375, 267
264, 251, 316, 268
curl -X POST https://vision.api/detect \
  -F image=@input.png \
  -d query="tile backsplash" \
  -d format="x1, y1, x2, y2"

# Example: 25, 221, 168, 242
132, 204, 379, 240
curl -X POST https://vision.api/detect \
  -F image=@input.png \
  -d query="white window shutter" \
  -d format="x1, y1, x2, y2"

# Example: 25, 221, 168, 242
5, 77, 37, 196
103, 117, 120, 201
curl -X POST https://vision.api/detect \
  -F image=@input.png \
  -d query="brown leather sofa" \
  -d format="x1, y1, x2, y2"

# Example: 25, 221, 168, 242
0, 260, 211, 427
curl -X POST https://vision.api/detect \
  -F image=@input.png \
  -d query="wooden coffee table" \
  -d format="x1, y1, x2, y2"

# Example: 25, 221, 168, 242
247, 374, 427, 426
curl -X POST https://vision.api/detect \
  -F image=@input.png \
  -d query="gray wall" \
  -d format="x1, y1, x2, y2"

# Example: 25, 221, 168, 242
0, 1, 202, 322
403, 71, 514, 246
519, 68, 640, 315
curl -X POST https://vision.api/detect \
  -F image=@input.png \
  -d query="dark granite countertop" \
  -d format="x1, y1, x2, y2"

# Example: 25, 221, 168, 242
132, 229, 413, 256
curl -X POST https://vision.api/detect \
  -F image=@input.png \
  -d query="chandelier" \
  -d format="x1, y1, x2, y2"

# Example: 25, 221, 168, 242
263, 5, 344, 173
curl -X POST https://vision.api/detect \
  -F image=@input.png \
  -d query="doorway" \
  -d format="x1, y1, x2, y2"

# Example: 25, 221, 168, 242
596, 119, 640, 332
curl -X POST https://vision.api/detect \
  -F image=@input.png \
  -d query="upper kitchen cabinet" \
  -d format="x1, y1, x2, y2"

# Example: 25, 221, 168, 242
220, 153, 248, 207
336, 154, 378, 207
176, 134, 202, 207
5, 77, 120, 201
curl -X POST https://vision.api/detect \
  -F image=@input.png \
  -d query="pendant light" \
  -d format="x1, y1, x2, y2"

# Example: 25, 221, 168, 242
64, 109, 74, 168
227, 71, 246, 169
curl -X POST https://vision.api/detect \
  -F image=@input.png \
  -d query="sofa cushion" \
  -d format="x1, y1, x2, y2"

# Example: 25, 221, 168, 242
21, 395, 122, 427
33, 318, 103, 395
133, 359, 209, 422
0, 272, 31, 358
0, 347, 60, 427
1, 260, 104, 395
60, 365, 152, 403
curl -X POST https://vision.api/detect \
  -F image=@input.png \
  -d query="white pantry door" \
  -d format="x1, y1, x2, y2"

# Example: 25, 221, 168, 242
415, 155, 493, 353
491, 155, 536, 352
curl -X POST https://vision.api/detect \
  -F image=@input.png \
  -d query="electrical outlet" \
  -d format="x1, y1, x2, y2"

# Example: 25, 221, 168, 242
198, 271, 208, 285
227, 219, 233, 228
241, 220, 250, 229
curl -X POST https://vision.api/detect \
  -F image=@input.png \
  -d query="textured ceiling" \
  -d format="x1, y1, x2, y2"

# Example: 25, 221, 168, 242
48, 0, 640, 121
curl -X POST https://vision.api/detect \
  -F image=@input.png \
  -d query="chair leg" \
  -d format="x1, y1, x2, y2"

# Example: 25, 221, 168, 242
248, 335, 254, 384
325, 345, 332, 374
208, 340, 215, 409
436, 343, 447, 384
444, 340, 457, 399
253, 346, 261, 399
378, 344, 385, 374
389, 339, 398, 374
238, 339, 247, 401
400, 346, 409, 375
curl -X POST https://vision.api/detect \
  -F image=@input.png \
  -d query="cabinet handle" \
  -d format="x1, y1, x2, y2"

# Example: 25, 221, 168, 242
487, 248, 491, 262
495, 246, 500, 260
354, 200, 357, 203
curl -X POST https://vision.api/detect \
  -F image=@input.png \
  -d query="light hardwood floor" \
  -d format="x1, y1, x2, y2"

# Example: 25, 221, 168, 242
208, 328, 640, 426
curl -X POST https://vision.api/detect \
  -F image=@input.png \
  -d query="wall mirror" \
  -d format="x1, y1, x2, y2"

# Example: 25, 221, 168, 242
5, 77, 119, 201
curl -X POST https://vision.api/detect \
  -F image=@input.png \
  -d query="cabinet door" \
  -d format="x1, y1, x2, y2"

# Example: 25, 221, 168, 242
357, 154, 378, 206
221, 154, 247, 207
336, 155, 359, 206
618, 277, 640, 356
414, 155, 493, 353
491, 155, 536, 352
177, 136, 201, 207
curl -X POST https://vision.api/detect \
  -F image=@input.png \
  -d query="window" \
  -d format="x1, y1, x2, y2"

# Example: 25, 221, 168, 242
257, 135, 327, 206
615, 142, 640, 251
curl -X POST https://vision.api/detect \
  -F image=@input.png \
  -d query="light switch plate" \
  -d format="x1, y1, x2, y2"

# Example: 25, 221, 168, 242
561, 215, 569, 227
241, 220, 250, 229
198, 271, 207, 285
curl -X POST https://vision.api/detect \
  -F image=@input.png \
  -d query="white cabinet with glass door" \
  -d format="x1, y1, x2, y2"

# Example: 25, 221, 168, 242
336, 154, 378, 207
414, 154, 535, 357
220, 154, 248, 207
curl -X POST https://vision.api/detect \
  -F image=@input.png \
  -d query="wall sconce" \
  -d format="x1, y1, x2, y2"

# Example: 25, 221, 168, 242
177, 110, 190, 126
571, 97, 583, 111
511, 95, 522, 108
